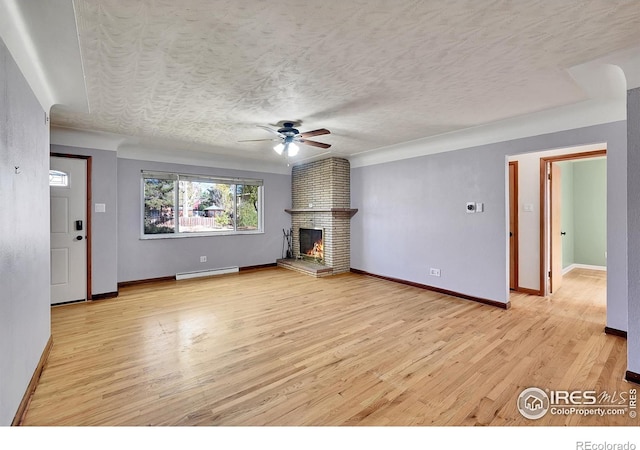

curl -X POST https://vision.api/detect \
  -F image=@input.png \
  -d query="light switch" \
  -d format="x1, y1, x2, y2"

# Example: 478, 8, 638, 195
475, 202, 484, 213
95, 203, 106, 213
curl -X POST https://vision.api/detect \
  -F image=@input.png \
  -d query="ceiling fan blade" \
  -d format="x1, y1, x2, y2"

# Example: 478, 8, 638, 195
299, 128, 330, 138
298, 138, 331, 149
238, 138, 279, 142
257, 125, 285, 137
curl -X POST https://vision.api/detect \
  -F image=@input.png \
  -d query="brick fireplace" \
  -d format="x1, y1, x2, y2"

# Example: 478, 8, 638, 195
278, 157, 357, 276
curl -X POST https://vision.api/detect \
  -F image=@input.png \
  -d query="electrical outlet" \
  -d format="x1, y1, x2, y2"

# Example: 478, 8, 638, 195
429, 268, 441, 277
200, 256, 207, 263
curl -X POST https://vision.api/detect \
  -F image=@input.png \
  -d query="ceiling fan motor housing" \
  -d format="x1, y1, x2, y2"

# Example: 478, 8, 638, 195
278, 122, 299, 136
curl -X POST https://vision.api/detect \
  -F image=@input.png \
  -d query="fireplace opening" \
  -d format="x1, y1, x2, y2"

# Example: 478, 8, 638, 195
299, 228, 323, 262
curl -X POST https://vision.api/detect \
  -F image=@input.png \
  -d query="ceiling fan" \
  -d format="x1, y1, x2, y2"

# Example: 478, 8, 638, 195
239, 122, 331, 157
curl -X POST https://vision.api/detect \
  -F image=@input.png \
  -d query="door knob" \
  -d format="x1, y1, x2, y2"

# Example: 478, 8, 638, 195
561, 231, 566, 236
75, 235, 83, 241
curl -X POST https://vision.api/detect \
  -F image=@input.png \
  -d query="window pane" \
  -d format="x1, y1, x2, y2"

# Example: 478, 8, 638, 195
236, 184, 259, 230
49, 170, 68, 187
144, 178, 175, 234
179, 180, 234, 232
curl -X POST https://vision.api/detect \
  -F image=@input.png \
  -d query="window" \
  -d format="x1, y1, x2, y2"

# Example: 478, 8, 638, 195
143, 174, 176, 234
236, 184, 260, 231
142, 171, 263, 237
49, 170, 69, 187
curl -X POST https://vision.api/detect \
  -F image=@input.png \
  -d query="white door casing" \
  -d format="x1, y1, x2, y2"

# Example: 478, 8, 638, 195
50, 156, 87, 304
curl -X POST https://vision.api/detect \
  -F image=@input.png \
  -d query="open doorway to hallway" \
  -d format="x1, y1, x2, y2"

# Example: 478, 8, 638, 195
507, 144, 607, 299
541, 150, 606, 297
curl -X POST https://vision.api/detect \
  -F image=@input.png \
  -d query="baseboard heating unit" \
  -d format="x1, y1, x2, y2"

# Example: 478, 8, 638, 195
176, 266, 239, 280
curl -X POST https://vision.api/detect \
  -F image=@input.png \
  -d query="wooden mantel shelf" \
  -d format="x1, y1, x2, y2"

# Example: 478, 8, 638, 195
285, 208, 358, 217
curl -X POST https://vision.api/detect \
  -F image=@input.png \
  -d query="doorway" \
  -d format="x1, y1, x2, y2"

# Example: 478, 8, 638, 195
540, 149, 606, 296
50, 154, 92, 304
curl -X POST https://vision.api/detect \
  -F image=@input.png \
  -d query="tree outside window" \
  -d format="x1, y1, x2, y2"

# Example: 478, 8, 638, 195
144, 178, 175, 234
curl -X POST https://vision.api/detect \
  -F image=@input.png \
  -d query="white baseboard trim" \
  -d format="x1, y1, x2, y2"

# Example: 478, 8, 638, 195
176, 266, 239, 280
563, 263, 607, 275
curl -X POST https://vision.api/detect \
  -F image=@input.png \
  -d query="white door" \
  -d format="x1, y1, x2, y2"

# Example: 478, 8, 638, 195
50, 156, 87, 304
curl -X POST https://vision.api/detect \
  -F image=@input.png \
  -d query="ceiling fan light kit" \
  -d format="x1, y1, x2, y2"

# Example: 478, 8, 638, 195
278, 142, 299, 157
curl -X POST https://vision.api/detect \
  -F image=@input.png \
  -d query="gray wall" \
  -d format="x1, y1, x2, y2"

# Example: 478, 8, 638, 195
50, 145, 118, 295
628, 87, 640, 374
351, 121, 627, 332
352, 147, 506, 302
0, 38, 51, 425
117, 158, 291, 282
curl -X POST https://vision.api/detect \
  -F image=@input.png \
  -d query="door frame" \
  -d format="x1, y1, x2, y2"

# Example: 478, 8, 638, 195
509, 161, 519, 290
50, 152, 93, 300
539, 149, 606, 296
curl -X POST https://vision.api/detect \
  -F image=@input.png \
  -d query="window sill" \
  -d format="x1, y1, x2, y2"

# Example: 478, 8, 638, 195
140, 230, 264, 240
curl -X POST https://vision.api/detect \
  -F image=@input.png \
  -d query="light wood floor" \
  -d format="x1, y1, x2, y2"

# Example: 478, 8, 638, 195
22, 268, 636, 426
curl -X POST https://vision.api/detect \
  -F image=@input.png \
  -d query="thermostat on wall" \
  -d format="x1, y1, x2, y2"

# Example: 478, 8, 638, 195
466, 202, 476, 213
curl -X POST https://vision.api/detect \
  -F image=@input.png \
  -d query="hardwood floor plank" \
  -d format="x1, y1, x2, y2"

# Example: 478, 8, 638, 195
21, 267, 636, 426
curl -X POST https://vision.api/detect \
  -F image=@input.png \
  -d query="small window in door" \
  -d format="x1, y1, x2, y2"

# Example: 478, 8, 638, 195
49, 170, 69, 187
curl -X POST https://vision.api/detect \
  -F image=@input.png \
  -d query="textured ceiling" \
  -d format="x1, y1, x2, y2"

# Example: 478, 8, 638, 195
51, 0, 640, 163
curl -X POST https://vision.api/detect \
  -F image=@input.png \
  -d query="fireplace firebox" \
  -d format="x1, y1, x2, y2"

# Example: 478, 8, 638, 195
299, 228, 323, 262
